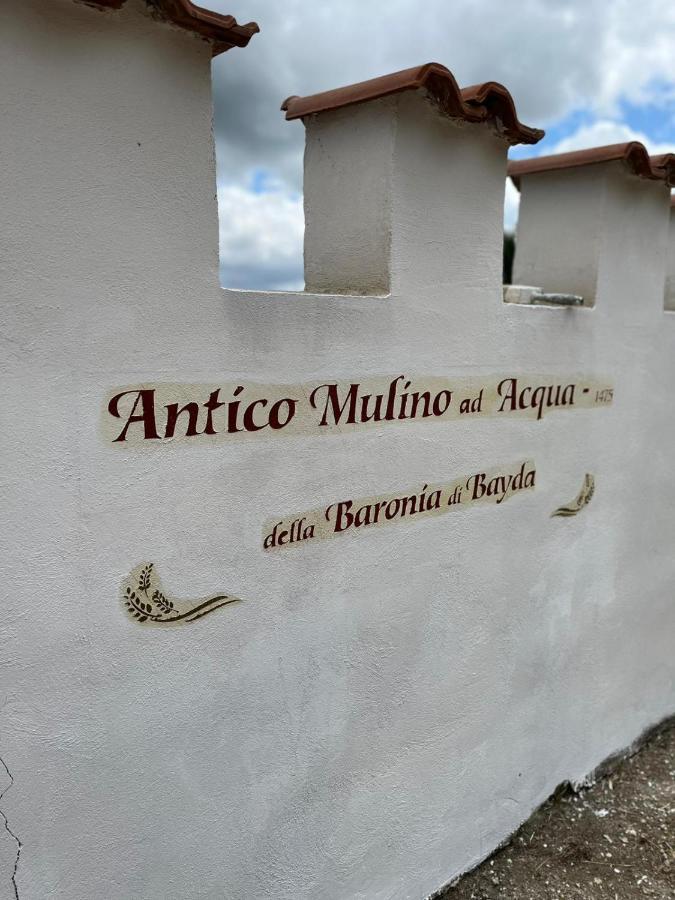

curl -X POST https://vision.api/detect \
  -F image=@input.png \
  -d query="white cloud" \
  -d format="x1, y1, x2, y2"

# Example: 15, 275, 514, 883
218, 182, 304, 290
549, 120, 675, 157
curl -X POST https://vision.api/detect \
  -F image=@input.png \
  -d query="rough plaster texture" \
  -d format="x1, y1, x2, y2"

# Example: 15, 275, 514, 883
665, 207, 675, 311
510, 162, 669, 307
303, 99, 396, 295
303, 90, 505, 300
2, 2, 675, 899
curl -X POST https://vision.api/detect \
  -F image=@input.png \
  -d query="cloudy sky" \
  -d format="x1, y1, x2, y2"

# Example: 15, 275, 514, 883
209, 0, 675, 290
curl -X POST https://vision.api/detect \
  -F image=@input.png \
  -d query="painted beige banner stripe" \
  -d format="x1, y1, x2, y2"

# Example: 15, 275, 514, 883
101, 376, 613, 447
263, 460, 536, 550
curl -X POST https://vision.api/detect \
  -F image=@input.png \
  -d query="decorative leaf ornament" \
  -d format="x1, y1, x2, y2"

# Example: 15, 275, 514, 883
121, 563, 241, 625
552, 473, 595, 517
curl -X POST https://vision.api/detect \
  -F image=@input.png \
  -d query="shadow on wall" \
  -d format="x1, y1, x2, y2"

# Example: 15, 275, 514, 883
503, 231, 515, 285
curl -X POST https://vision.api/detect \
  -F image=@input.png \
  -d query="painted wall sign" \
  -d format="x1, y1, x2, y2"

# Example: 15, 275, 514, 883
121, 563, 242, 626
101, 374, 613, 446
552, 473, 595, 517
263, 460, 536, 550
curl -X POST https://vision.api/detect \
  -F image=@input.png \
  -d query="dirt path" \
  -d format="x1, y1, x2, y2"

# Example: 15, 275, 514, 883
440, 722, 674, 899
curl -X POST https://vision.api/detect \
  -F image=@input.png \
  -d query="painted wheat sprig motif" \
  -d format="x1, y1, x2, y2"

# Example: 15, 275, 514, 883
552, 473, 595, 517
138, 563, 153, 596
121, 563, 242, 625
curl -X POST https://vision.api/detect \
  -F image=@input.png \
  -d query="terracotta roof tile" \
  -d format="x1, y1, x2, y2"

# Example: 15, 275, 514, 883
85, 0, 259, 55
650, 153, 675, 185
508, 143, 675, 188
281, 63, 544, 146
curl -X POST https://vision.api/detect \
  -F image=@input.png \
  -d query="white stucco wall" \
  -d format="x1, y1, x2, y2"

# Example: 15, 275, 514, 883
303, 99, 396, 295
513, 165, 613, 305
303, 90, 506, 300
665, 205, 675, 311
513, 161, 672, 309
1, 3, 675, 900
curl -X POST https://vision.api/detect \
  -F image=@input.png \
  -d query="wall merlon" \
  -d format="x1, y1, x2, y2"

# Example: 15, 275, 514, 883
509, 142, 673, 309
284, 63, 543, 297
1, 0, 241, 327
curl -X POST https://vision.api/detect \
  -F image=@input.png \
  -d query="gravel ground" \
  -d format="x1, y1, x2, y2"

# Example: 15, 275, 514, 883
439, 721, 675, 900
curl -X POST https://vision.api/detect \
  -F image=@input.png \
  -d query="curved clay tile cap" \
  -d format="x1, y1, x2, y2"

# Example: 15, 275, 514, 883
87, 0, 259, 55
650, 153, 675, 185
508, 143, 675, 188
281, 63, 544, 146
